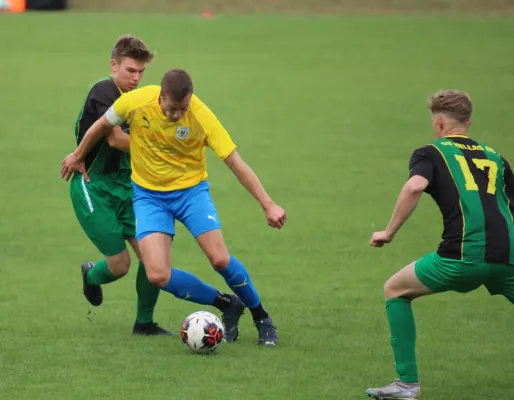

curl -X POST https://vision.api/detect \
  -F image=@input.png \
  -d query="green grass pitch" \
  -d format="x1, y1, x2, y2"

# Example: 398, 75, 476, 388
1, 12, 514, 400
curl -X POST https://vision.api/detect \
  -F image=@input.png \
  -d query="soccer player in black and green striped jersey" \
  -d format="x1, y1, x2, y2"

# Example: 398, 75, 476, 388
366, 90, 514, 400
69, 35, 170, 335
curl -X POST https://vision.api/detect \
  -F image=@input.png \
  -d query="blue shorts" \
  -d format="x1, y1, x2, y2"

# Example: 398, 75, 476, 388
132, 181, 221, 241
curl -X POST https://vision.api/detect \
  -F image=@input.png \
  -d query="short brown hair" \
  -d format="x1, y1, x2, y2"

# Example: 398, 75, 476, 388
161, 69, 194, 101
427, 90, 472, 123
111, 35, 155, 63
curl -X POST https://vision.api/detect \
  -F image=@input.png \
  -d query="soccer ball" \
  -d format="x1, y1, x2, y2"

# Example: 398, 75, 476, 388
180, 311, 224, 353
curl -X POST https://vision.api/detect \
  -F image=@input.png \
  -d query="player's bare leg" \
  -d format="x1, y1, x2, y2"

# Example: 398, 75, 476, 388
383, 262, 433, 301
138, 232, 243, 339
81, 241, 171, 335
195, 229, 245, 342
196, 229, 277, 346
366, 262, 432, 399
126, 237, 171, 335
138, 233, 172, 288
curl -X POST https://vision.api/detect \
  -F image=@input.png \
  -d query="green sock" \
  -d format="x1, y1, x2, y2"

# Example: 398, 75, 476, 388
136, 262, 160, 324
87, 259, 118, 286
386, 298, 419, 383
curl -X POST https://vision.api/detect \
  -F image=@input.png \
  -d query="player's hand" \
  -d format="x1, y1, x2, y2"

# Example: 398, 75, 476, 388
265, 203, 287, 229
370, 230, 393, 247
61, 152, 89, 182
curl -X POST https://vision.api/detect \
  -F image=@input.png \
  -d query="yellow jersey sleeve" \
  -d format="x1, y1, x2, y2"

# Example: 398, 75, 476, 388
105, 85, 161, 126
194, 97, 236, 160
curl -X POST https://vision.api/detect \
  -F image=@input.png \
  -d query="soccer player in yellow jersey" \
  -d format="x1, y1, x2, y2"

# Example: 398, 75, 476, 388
62, 69, 286, 346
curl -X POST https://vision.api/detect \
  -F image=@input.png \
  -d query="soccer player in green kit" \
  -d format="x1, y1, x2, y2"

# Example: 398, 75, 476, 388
69, 35, 170, 335
367, 90, 514, 399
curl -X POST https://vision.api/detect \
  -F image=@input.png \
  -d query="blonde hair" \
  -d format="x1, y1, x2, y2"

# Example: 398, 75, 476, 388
427, 90, 472, 123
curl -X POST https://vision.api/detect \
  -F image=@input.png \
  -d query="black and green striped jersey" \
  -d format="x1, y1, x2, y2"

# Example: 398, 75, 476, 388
74, 76, 130, 175
409, 135, 514, 264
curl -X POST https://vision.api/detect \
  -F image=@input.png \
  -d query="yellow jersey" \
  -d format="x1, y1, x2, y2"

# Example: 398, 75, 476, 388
105, 85, 236, 191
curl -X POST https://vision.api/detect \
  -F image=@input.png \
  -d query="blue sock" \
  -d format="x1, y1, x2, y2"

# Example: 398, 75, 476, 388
217, 255, 261, 309
163, 268, 217, 305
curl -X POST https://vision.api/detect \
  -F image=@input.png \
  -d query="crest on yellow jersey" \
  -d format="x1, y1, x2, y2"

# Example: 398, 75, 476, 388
176, 126, 190, 141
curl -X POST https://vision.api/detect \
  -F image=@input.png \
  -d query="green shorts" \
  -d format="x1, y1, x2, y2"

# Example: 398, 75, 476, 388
415, 252, 514, 303
70, 172, 135, 256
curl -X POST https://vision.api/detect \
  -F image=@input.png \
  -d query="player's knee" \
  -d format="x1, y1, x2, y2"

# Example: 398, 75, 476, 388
146, 268, 169, 288
384, 277, 403, 299
209, 254, 231, 270
107, 251, 131, 278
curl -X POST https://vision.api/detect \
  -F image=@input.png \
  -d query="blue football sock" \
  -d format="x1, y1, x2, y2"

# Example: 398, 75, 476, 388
163, 268, 217, 305
217, 255, 261, 309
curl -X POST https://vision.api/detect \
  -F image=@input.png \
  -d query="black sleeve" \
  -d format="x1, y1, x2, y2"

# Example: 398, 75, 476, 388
409, 146, 435, 187
88, 80, 119, 117
502, 156, 514, 197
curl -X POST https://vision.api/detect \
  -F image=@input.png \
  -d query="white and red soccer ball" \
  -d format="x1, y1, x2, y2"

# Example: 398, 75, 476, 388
180, 311, 224, 353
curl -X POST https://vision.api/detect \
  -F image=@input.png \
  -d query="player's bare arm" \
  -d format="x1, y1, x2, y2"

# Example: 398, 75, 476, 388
224, 150, 287, 229
61, 115, 114, 181
370, 175, 429, 247
105, 126, 130, 153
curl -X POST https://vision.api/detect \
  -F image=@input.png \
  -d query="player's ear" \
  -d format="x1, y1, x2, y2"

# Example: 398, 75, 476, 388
466, 119, 472, 128
437, 115, 445, 131
110, 59, 117, 73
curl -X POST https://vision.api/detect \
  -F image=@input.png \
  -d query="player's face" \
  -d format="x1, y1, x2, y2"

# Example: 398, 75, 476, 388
159, 93, 192, 122
111, 57, 147, 92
